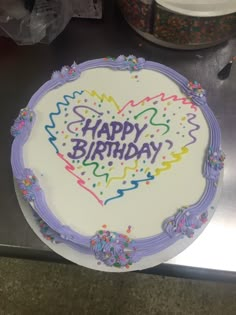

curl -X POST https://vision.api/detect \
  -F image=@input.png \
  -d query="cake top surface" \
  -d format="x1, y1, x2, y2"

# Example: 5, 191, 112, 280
11, 56, 224, 269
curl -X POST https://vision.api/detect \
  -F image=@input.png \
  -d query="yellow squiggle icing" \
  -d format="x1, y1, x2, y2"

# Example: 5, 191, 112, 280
154, 147, 189, 176
84, 90, 120, 111
106, 160, 138, 187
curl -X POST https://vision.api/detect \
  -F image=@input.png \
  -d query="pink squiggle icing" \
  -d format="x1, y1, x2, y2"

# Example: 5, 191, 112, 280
118, 92, 197, 114
185, 113, 200, 147
57, 153, 103, 206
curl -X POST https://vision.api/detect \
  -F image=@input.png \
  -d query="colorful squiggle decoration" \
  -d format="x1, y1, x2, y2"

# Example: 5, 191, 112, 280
45, 88, 198, 205
118, 92, 197, 114
104, 172, 155, 205
134, 107, 170, 135
154, 147, 189, 176
45, 91, 84, 153
82, 160, 109, 182
185, 113, 200, 147
106, 160, 138, 187
84, 90, 120, 111
57, 153, 103, 205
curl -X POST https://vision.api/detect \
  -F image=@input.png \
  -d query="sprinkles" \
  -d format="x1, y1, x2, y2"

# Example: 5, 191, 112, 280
34, 212, 60, 243
187, 81, 205, 98
164, 206, 208, 239
90, 230, 136, 268
208, 148, 225, 171
16, 169, 40, 202
104, 55, 145, 72
11, 108, 34, 137
51, 62, 77, 80
126, 225, 132, 234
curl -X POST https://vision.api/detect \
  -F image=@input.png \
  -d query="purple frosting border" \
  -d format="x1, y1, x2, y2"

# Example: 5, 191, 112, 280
11, 56, 223, 265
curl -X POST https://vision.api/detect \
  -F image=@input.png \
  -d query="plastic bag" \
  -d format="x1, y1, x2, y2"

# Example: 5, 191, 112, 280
0, 0, 73, 45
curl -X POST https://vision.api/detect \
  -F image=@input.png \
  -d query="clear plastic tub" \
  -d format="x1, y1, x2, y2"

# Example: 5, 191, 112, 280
118, 0, 236, 49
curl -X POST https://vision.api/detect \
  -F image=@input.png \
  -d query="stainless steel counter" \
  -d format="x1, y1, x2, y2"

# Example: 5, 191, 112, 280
0, 1, 235, 280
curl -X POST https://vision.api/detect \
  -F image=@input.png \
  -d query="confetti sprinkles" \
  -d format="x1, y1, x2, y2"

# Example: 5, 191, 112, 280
17, 169, 40, 202
164, 206, 209, 238
11, 108, 34, 137
118, 0, 153, 33
126, 225, 132, 233
34, 212, 60, 243
208, 148, 225, 171
90, 230, 136, 267
152, 7, 236, 47
187, 81, 205, 98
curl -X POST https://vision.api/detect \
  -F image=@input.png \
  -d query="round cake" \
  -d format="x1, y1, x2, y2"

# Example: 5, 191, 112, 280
11, 55, 225, 270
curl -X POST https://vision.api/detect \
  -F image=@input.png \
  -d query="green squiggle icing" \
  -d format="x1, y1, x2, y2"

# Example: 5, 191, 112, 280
82, 160, 109, 182
134, 108, 170, 135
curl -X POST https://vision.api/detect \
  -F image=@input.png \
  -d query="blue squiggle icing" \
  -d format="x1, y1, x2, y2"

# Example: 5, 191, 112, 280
104, 172, 155, 205
45, 91, 84, 153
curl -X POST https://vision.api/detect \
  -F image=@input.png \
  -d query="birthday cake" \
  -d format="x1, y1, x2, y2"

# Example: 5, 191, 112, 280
11, 56, 225, 269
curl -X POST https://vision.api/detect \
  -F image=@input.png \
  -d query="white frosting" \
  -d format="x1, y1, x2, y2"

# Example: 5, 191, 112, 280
23, 68, 209, 238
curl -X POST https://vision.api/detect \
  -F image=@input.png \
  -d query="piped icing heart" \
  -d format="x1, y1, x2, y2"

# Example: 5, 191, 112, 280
45, 89, 199, 206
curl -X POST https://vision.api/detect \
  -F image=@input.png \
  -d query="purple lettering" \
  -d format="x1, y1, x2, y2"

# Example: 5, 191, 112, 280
121, 121, 134, 141
165, 139, 173, 150
67, 138, 87, 160
105, 141, 117, 157
137, 143, 151, 160
85, 141, 95, 160
90, 141, 107, 160
81, 118, 102, 139
133, 123, 148, 143
113, 142, 127, 160
110, 121, 123, 141
124, 143, 139, 160
97, 122, 111, 140
150, 142, 163, 164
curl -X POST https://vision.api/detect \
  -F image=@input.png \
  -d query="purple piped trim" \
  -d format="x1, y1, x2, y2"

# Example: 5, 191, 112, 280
163, 206, 208, 239
11, 56, 224, 267
33, 211, 61, 243
91, 230, 137, 268
51, 62, 80, 85
204, 147, 225, 181
187, 81, 206, 99
11, 108, 34, 137
104, 55, 145, 72
16, 169, 40, 202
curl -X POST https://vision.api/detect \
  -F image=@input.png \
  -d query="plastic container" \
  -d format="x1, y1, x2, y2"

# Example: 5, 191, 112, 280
118, 0, 236, 49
